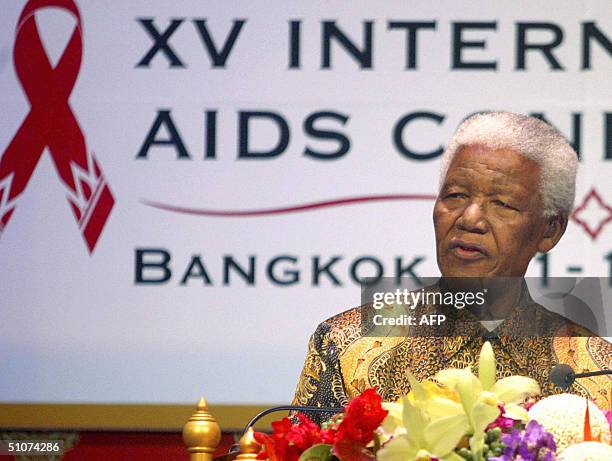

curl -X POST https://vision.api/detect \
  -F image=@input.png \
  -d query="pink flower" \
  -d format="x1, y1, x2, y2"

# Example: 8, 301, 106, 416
603, 410, 612, 433
486, 405, 518, 431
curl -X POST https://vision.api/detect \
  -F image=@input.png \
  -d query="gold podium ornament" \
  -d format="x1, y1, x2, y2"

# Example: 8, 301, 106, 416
183, 397, 222, 461
236, 428, 261, 460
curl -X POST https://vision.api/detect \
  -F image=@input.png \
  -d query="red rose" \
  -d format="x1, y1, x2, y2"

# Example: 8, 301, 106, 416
335, 388, 388, 445
254, 413, 332, 461
331, 388, 388, 461
255, 389, 388, 461
287, 414, 326, 451
320, 428, 337, 445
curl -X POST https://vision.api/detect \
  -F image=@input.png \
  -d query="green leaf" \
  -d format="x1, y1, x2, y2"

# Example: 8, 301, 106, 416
298, 444, 333, 461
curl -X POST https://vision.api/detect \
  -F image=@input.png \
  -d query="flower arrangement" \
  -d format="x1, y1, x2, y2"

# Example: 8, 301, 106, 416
254, 342, 612, 461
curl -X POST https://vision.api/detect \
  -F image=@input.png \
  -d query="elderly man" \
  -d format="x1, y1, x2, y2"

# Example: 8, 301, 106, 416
292, 112, 611, 416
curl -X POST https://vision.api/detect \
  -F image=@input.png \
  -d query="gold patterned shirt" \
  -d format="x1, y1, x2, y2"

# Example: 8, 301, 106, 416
292, 288, 611, 420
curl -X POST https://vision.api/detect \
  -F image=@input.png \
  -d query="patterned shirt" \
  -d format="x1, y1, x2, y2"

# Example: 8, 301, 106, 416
292, 286, 611, 422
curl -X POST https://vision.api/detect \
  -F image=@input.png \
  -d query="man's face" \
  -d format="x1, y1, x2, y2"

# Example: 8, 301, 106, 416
434, 144, 550, 277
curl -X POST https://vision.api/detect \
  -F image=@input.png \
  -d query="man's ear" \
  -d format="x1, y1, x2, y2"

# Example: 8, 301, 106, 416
537, 213, 568, 253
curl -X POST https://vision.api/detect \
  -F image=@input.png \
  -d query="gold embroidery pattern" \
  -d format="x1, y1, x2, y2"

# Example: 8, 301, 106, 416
293, 296, 611, 414
292, 331, 324, 406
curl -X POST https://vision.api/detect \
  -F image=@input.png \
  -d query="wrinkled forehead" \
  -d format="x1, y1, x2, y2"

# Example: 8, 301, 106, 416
442, 144, 542, 197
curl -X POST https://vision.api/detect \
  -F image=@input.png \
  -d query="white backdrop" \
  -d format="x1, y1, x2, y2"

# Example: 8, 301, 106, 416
0, 0, 610, 405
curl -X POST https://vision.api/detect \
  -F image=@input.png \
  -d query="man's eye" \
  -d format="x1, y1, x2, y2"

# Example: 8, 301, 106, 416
445, 192, 465, 199
494, 199, 516, 210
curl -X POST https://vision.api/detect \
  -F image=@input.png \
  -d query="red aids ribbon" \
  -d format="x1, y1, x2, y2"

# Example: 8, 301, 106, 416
0, 0, 114, 253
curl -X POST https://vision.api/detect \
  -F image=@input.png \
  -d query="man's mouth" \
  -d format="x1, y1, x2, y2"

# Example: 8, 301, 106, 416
449, 239, 488, 260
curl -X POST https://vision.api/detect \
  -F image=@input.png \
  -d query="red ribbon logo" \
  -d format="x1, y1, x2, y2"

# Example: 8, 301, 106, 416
0, 0, 114, 253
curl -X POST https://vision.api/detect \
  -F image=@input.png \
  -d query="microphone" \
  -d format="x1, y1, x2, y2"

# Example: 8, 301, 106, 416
228, 405, 344, 454
550, 364, 612, 388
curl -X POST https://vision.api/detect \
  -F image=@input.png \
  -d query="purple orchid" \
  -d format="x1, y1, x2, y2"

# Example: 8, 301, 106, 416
488, 420, 556, 461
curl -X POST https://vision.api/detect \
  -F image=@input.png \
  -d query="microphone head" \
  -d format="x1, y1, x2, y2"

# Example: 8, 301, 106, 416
550, 363, 575, 388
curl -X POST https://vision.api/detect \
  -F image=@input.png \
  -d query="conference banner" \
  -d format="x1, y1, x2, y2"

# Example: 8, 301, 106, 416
1, 0, 610, 413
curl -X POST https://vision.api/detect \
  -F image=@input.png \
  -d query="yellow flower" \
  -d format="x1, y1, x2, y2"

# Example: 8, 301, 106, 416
378, 342, 541, 460
411, 380, 461, 403
378, 395, 464, 461
476, 341, 541, 421
432, 341, 541, 458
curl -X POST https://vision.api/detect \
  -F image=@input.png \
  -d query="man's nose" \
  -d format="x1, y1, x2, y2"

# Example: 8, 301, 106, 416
456, 201, 488, 234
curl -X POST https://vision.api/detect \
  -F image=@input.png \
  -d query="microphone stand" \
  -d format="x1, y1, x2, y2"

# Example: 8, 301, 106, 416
551, 363, 612, 388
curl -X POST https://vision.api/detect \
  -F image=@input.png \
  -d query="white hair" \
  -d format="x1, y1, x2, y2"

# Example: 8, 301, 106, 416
439, 111, 578, 217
